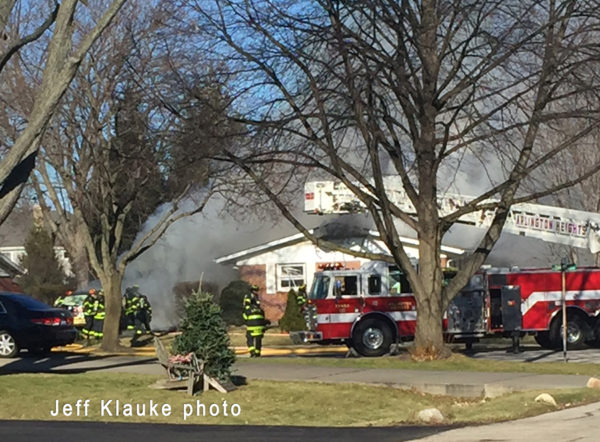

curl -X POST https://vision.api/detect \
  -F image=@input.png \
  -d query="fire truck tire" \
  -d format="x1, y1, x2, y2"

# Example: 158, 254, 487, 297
352, 318, 393, 357
549, 315, 587, 349
534, 332, 554, 349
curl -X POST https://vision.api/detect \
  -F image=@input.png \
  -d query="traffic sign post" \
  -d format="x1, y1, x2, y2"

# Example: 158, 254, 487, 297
553, 258, 577, 362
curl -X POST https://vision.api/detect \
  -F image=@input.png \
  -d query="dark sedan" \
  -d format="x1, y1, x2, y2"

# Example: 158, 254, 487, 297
0, 292, 78, 357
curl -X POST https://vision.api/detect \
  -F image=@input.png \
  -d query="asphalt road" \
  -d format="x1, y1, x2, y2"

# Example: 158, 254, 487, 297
0, 420, 450, 442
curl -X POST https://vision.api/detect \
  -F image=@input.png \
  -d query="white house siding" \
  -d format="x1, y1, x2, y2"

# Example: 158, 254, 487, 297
236, 239, 421, 295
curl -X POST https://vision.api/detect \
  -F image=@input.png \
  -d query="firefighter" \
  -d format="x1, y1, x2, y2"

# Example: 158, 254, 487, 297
130, 290, 147, 346
243, 284, 266, 357
296, 284, 308, 308
92, 292, 106, 340
54, 290, 72, 308
53, 296, 65, 308
81, 289, 97, 342
139, 294, 153, 334
391, 280, 402, 294
123, 286, 139, 332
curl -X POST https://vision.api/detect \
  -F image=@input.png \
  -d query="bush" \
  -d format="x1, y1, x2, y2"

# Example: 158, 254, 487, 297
173, 280, 219, 323
172, 290, 235, 382
279, 289, 307, 332
219, 280, 251, 326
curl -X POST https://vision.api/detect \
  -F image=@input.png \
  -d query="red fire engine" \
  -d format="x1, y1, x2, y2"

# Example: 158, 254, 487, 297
289, 179, 600, 356
291, 263, 600, 356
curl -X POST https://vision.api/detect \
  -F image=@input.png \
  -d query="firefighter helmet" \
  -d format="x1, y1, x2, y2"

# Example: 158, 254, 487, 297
251, 284, 259, 292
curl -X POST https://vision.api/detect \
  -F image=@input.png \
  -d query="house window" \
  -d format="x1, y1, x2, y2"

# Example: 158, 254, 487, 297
277, 264, 306, 291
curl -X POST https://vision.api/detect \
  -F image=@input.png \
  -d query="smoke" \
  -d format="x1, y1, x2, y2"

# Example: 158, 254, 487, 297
121, 193, 330, 329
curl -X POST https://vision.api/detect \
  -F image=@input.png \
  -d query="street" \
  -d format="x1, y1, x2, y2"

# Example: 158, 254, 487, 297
0, 420, 450, 442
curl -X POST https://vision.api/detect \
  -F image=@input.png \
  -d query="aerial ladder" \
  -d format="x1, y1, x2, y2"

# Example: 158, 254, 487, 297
304, 177, 600, 253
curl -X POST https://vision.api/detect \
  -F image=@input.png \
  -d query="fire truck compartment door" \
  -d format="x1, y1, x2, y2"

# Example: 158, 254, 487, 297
501, 286, 522, 332
446, 290, 486, 334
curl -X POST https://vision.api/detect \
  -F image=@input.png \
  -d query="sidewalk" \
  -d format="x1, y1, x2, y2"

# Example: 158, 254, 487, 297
233, 361, 593, 398
413, 401, 600, 441
47, 345, 595, 398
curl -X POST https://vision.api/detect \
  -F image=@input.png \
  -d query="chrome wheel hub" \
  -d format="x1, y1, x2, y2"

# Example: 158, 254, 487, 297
0, 333, 15, 356
362, 327, 384, 350
566, 323, 582, 344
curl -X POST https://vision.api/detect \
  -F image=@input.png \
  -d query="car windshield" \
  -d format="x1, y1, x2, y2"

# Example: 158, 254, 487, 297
5, 294, 52, 310
309, 276, 330, 300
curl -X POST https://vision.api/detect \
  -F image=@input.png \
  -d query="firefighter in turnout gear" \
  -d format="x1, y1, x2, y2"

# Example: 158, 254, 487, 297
296, 284, 308, 308
131, 291, 152, 346
81, 289, 97, 342
54, 295, 65, 308
296, 284, 313, 328
92, 292, 106, 339
123, 286, 139, 332
243, 285, 266, 357
138, 295, 152, 333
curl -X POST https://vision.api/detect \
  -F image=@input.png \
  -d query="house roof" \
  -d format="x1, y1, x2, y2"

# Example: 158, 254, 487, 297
214, 226, 465, 265
215, 231, 312, 264
0, 253, 25, 277
0, 206, 32, 247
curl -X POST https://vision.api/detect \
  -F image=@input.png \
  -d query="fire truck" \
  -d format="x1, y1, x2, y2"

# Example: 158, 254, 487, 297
290, 179, 600, 356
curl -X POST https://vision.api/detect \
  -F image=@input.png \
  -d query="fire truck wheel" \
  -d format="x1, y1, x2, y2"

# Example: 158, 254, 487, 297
534, 332, 554, 349
352, 318, 393, 357
549, 315, 587, 349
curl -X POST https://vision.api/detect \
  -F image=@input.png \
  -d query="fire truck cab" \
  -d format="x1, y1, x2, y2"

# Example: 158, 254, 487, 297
295, 262, 422, 356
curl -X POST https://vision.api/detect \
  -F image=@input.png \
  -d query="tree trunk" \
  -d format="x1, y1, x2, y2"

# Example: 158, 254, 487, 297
412, 217, 450, 359
412, 290, 448, 359
71, 228, 91, 289
99, 269, 124, 352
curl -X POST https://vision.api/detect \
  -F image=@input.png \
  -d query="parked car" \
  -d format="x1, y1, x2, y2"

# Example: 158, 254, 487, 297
59, 291, 89, 327
0, 292, 78, 358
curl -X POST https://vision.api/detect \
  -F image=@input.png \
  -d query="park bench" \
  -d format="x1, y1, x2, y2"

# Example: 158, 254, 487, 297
153, 337, 234, 394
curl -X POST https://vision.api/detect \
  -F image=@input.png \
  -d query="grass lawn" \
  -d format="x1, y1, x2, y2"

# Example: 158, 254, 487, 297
1, 372, 599, 426
237, 353, 600, 377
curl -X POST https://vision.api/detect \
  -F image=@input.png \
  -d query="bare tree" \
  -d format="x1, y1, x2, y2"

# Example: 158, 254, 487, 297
31, 2, 235, 351
171, 0, 600, 358
527, 124, 600, 266
0, 0, 127, 225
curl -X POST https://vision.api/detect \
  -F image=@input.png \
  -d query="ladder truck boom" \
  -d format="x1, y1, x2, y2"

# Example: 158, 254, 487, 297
304, 178, 600, 253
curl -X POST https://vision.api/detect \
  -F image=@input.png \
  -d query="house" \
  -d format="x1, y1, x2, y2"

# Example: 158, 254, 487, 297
215, 225, 465, 321
0, 206, 72, 277
0, 253, 24, 292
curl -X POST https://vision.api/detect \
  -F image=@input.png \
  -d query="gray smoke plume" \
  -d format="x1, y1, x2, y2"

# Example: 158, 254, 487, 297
121, 193, 334, 329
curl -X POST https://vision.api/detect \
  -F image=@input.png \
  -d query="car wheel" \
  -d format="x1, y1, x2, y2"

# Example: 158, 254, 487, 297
0, 330, 18, 358
352, 318, 393, 357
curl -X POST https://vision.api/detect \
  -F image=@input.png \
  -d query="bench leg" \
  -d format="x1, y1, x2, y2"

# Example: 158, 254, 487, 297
187, 373, 196, 395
